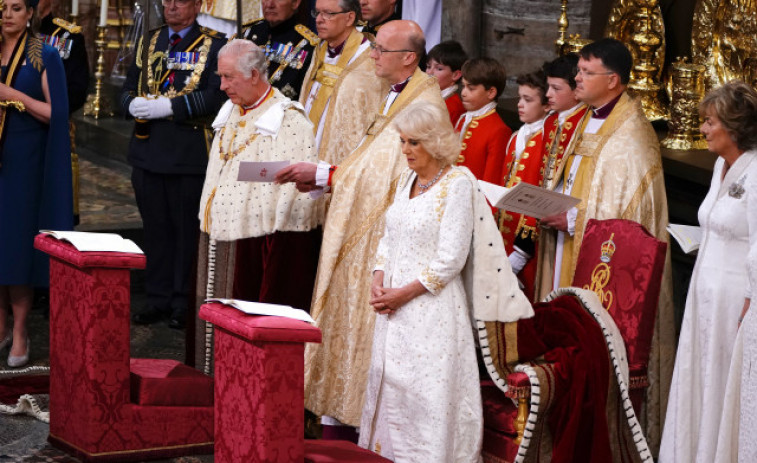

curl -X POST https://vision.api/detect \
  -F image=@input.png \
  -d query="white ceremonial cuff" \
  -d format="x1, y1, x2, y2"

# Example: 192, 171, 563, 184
567, 207, 578, 236
315, 160, 332, 188
508, 246, 531, 274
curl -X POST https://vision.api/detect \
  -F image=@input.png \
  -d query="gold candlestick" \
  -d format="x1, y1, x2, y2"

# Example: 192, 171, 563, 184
661, 58, 707, 151
555, 0, 569, 55
83, 25, 114, 119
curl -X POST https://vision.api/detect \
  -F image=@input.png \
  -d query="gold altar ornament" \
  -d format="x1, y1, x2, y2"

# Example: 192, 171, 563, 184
692, 0, 757, 90
661, 57, 708, 151
605, 0, 668, 121
554, 0, 592, 56
84, 25, 114, 119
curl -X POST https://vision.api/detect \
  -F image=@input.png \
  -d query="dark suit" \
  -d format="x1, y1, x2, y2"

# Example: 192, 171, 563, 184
242, 16, 317, 101
120, 22, 225, 318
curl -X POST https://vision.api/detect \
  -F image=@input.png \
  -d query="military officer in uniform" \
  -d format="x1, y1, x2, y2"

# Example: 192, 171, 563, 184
120, 0, 225, 329
240, 0, 318, 100
37, 0, 89, 112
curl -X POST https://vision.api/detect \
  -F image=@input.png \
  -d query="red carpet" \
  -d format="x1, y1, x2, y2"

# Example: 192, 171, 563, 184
0, 375, 49, 404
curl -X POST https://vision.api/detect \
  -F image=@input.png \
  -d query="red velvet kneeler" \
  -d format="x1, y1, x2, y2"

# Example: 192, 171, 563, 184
199, 302, 322, 463
303, 440, 392, 462
35, 235, 213, 462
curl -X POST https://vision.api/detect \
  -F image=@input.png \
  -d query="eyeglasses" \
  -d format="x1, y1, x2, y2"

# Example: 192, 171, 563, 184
369, 42, 414, 56
162, 0, 194, 6
576, 69, 615, 78
310, 9, 349, 19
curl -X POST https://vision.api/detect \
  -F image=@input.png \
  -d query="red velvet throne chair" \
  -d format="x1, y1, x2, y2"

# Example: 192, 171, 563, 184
35, 235, 214, 462
479, 219, 667, 463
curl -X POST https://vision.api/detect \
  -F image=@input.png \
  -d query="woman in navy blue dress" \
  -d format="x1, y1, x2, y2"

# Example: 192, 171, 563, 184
0, 0, 72, 367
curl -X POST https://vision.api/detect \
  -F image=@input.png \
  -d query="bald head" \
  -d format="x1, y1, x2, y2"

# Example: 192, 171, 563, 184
370, 20, 425, 84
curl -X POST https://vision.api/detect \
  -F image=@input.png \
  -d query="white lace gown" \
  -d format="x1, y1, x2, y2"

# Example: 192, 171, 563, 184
715, 163, 757, 463
660, 151, 757, 463
358, 168, 483, 463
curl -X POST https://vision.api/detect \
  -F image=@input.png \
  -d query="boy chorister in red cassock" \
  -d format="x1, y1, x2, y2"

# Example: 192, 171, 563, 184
426, 40, 467, 126
501, 70, 550, 300
542, 54, 589, 191
455, 57, 512, 186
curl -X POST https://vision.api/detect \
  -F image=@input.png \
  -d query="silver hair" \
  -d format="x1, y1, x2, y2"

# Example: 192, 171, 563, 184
218, 39, 268, 79
392, 101, 461, 166
338, 0, 361, 15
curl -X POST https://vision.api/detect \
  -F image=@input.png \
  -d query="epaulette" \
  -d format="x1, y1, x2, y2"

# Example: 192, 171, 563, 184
295, 24, 320, 47
242, 17, 265, 28
200, 26, 224, 39
52, 17, 82, 34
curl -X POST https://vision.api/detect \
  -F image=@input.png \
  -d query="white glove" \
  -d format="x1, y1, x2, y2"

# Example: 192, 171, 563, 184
128, 96, 150, 118
507, 246, 531, 275
141, 96, 174, 120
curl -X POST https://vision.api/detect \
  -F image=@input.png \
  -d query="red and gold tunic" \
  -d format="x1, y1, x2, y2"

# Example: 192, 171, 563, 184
541, 104, 589, 189
454, 109, 512, 185
499, 127, 547, 300
444, 92, 465, 127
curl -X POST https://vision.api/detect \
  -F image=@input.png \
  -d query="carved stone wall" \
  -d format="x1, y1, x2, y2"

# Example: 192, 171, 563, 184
481, 0, 591, 83
442, 0, 592, 97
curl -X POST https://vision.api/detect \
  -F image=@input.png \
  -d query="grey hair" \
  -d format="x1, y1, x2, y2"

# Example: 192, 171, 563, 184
393, 101, 460, 166
338, 0, 361, 16
218, 39, 268, 79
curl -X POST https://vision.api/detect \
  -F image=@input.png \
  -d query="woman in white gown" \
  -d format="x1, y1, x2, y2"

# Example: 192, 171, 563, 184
713, 84, 757, 463
660, 81, 757, 463
358, 101, 483, 462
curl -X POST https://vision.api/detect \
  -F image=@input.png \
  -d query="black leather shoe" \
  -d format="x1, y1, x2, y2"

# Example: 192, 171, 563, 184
168, 311, 186, 330
132, 308, 168, 325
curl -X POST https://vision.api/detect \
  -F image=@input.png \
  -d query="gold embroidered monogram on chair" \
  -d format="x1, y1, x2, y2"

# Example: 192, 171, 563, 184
583, 233, 616, 310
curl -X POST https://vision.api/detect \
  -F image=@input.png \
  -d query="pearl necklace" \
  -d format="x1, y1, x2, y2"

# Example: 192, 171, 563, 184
417, 167, 445, 194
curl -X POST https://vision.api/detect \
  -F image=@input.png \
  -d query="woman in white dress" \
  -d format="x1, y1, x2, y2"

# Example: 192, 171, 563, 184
713, 83, 757, 463
358, 101, 483, 462
660, 81, 757, 463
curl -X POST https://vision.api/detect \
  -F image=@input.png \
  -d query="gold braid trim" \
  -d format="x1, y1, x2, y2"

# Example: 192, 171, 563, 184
52, 17, 82, 34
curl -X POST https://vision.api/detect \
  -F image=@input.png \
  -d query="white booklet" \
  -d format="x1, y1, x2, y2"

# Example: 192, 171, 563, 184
478, 180, 581, 219
205, 298, 315, 324
667, 224, 702, 254
237, 161, 290, 182
40, 230, 143, 254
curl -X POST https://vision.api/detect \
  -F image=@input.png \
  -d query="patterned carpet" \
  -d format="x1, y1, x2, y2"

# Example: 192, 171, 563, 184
0, 151, 211, 462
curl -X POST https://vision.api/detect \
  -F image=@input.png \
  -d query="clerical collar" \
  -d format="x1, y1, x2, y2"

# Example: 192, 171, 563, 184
240, 85, 273, 115
441, 84, 458, 99
558, 103, 584, 125
591, 93, 622, 119
327, 39, 347, 59
390, 76, 412, 93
